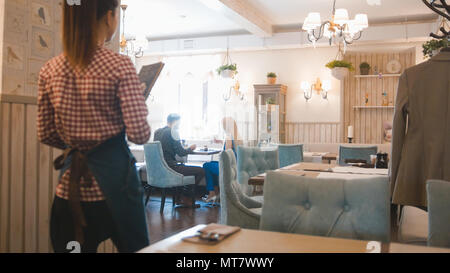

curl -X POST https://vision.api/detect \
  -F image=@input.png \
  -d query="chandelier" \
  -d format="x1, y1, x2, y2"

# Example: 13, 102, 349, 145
120, 4, 145, 58
302, 0, 368, 47
422, 0, 450, 39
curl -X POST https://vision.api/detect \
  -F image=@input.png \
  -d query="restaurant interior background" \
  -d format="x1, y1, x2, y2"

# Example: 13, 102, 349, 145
0, 0, 447, 253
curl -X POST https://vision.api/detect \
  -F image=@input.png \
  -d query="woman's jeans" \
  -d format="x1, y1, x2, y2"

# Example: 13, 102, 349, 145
203, 161, 219, 192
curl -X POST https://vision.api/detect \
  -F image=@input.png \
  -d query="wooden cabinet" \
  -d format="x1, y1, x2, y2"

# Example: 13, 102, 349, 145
254, 84, 287, 144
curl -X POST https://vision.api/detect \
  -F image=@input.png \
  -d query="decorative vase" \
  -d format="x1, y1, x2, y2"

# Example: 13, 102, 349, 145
331, 67, 349, 80
220, 69, 235, 79
267, 77, 277, 84
360, 67, 370, 75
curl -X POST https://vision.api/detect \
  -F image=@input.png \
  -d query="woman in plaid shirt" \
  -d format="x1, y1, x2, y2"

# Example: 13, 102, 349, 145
37, 0, 151, 253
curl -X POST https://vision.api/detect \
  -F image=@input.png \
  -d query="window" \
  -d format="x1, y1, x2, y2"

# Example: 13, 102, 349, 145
146, 55, 224, 140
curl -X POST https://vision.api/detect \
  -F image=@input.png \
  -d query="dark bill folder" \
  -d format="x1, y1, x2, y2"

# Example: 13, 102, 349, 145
138, 62, 165, 99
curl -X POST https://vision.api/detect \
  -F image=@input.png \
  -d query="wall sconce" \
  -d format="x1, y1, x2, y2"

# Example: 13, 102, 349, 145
223, 80, 245, 101
301, 78, 331, 101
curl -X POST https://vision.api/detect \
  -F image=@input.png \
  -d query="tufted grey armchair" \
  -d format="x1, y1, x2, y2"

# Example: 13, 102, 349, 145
278, 144, 304, 168
143, 142, 196, 213
339, 145, 378, 166
260, 171, 391, 242
237, 146, 279, 196
219, 150, 263, 229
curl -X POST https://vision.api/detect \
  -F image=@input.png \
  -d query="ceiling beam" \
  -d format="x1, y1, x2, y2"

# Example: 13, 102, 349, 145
197, 0, 273, 37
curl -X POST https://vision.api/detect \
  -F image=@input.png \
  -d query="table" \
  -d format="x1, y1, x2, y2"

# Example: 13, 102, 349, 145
248, 162, 388, 187
138, 225, 450, 253
192, 148, 222, 156
139, 225, 373, 253
185, 148, 222, 166
322, 153, 338, 163
304, 152, 338, 163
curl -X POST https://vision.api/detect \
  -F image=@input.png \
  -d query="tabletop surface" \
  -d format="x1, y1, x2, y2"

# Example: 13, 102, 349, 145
248, 162, 388, 186
193, 148, 222, 155
138, 225, 450, 253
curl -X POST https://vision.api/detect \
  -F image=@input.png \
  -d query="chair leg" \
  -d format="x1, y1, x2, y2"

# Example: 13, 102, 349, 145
172, 187, 177, 208
160, 188, 166, 214
191, 184, 196, 208
144, 186, 152, 206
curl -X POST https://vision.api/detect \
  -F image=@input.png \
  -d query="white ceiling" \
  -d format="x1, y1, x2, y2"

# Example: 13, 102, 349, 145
246, 0, 436, 25
123, 0, 436, 40
122, 0, 247, 40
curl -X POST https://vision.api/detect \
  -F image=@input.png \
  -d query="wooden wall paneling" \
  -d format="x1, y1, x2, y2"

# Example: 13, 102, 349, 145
355, 54, 361, 143
350, 54, 357, 143
0, 103, 11, 252
382, 54, 388, 126
293, 123, 298, 144
24, 105, 38, 252
343, 49, 415, 144
361, 55, 367, 143
368, 54, 375, 143
376, 54, 383, 143
38, 143, 51, 253
285, 122, 340, 144
9, 104, 25, 252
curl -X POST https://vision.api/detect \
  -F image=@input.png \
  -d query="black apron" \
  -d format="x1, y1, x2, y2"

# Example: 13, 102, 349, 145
54, 132, 149, 253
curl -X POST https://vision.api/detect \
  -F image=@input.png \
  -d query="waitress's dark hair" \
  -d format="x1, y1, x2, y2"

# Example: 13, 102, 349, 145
63, 0, 119, 68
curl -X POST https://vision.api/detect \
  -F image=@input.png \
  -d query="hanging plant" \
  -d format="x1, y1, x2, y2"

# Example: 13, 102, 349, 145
326, 60, 355, 71
422, 39, 448, 59
326, 43, 354, 80
217, 63, 238, 78
218, 38, 239, 79
326, 60, 354, 80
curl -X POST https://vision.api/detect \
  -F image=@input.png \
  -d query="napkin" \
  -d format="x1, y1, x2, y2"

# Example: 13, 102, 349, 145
182, 224, 241, 245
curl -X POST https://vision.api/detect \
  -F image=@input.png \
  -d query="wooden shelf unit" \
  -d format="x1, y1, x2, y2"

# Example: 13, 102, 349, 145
353, 106, 395, 110
342, 49, 415, 144
354, 74, 401, 78
254, 84, 287, 144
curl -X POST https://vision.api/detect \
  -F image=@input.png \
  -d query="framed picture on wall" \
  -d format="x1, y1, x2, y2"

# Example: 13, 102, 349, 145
31, 26, 54, 59
4, 43, 25, 70
31, 1, 52, 28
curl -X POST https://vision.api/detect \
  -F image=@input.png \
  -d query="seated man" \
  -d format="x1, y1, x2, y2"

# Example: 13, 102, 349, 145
154, 113, 204, 207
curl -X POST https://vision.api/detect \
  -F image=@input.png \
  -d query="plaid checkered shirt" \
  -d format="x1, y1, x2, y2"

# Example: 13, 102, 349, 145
37, 46, 150, 202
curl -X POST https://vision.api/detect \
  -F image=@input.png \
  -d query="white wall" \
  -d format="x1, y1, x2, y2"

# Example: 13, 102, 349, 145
137, 41, 425, 124
230, 47, 342, 123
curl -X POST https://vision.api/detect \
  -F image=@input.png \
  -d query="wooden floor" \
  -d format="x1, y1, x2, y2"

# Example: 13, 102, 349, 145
144, 193, 220, 244
143, 193, 400, 245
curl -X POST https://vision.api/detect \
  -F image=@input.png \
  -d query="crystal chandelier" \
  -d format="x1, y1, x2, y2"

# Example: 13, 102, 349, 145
119, 4, 145, 58
302, 0, 369, 47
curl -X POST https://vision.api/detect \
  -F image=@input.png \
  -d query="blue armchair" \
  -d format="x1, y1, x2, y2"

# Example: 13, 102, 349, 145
143, 142, 196, 213
219, 150, 262, 229
427, 180, 450, 248
237, 146, 279, 196
278, 144, 304, 168
260, 171, 391, 242
339, 145, 378, 166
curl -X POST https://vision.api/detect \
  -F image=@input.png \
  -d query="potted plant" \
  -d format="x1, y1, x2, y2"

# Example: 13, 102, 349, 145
423, 39, 449, 58
217, 63, 238, 78
359, 62, 371, 75
267, 72, 277, 84
326, 60, 355, 80
266, 97, 276, 104
265, 97, 277, 112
